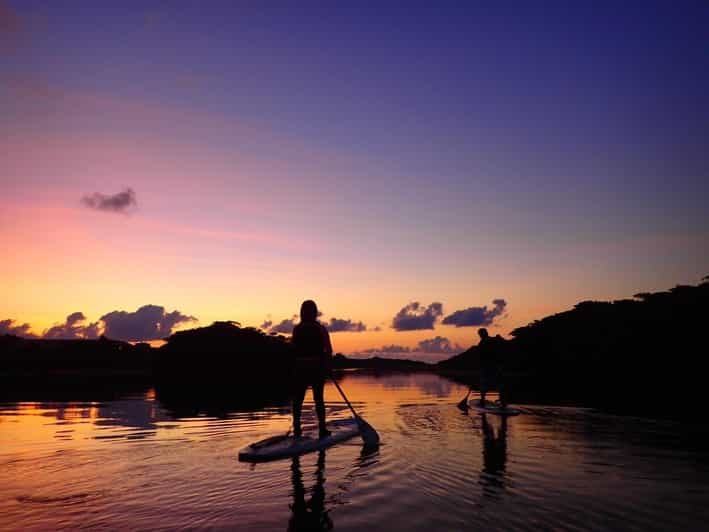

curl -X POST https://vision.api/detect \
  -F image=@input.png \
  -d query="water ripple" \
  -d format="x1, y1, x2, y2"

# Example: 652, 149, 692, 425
1, 374, 709, 531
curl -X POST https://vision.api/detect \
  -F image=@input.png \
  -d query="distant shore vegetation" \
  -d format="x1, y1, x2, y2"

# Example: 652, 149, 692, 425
2, 277, 707, 417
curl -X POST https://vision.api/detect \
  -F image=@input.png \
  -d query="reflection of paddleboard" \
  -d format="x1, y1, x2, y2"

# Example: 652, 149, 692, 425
469, 400, 521, 416
238, 418, 360, 463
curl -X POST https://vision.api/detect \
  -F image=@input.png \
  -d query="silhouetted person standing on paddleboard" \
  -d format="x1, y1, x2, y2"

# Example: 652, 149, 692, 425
292, 300, 333, 439
478, 328, 507, 407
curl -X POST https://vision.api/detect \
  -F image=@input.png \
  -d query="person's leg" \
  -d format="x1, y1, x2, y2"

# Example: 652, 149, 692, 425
479, 369, 488, 406
292, 383, 307, 437
311, 378, 329, 437
498, 367, 507, 407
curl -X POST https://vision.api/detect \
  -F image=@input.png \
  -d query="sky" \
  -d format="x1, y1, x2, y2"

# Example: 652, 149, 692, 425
2, 1, 708, 358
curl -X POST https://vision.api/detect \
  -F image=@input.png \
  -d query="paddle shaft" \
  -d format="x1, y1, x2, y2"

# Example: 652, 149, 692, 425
330, 377, 360, 418
330, 375, 380, 445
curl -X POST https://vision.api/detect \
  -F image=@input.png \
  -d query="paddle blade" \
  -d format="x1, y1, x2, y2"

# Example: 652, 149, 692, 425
457, 389, 472, 411
457, 397, 470, 411
355, 416, 380, 446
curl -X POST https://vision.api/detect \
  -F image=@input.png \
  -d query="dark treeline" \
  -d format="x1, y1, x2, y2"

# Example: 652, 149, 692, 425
156, 321, 291, 382
0, 334, 153, 377
2, 278, 707, 417
439, 278, 709, 417
0, 321, 424, 384
155, 321, 427, 383
0, 321, 409, 414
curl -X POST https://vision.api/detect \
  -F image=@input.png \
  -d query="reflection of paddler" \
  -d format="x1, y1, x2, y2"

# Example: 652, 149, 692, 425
288, 450, 333, 532
291, 300, 333, 440
481, 414, 507, 476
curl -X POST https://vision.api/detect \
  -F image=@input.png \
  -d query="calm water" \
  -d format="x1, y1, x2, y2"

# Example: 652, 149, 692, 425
1, 372, 708, 531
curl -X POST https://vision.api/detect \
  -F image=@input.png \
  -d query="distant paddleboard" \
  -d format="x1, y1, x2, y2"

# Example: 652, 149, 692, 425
238, 418, 361, 462
469, 400, 521, 416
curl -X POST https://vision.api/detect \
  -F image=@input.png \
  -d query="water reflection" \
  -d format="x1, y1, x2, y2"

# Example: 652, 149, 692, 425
362, 371, 455, 397
289, 451, 333, 532
479, 414, 507, 498
155, 381, 292, 419
286, 444, 381, 532
2, 372, 709, 531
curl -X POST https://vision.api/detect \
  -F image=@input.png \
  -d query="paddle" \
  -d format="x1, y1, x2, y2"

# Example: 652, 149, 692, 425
330, 377, 380, 446
457, 388, 472, 411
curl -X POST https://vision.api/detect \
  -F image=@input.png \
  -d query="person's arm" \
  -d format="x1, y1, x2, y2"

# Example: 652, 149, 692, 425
291, 324, 300, 355
322, 327, 333, 357
320, 324, 333, 373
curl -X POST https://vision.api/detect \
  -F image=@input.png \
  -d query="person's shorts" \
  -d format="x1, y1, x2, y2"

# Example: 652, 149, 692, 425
292, 362, 325, 391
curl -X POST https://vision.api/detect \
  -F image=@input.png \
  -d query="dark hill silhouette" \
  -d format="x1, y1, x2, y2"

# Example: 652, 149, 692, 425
4, 279, 708, 417
1, 321, 427, 382
154, 320, 292, 384
0, 334, 153, 377
154, 321, 428, 388
438, 278, 709, 416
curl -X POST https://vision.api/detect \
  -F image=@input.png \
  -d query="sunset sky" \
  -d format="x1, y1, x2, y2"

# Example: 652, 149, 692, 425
2, 2, 707, 357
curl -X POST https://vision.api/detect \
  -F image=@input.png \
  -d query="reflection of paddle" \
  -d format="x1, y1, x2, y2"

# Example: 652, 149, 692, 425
330, 377, 380, 446
457, 388, 472, 411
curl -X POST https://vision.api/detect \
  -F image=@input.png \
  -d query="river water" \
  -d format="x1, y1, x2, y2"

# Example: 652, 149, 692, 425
1, 371, 708, 531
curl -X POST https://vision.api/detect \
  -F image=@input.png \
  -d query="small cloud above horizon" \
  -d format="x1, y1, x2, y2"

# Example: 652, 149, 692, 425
359, 344, 411, 355
43, 311, 100, 339
442, 299, 507, 327
357, 335, 462, 356
1, 305, 195, 342
0, 318, 36, 338
391, 302, 443, 331
416, 336, 463, 354
261, 315, 368, 334
81, 187, 137, 213
325, 317, 367, 333
101, 305, 195, 341
261, 317, 296, 334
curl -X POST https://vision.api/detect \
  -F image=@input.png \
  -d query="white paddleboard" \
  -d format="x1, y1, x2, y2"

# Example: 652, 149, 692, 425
238, 418, 361, 462
469, 400, 521, 416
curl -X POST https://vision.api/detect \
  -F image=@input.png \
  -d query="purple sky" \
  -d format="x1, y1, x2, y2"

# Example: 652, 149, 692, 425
2, 1, 707, 353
